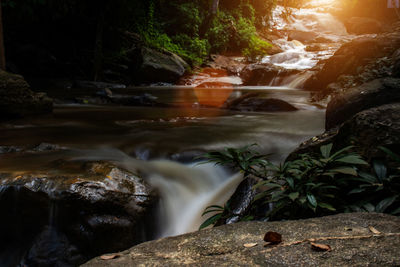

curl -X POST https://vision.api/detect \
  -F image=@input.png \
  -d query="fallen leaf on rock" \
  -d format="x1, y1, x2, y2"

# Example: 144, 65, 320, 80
100, 254, 120, 260
106, 175, 113, 180
369, 226, 381, 235
264, 231, 282, 244
244, 243, 258, 248
311, 242, 331, 252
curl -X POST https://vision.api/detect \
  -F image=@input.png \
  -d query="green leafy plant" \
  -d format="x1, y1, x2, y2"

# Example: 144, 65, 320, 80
346, 147, 400, 215
254, 144, 368, 220
199, 203, 231, 230
201, 144, 270, 178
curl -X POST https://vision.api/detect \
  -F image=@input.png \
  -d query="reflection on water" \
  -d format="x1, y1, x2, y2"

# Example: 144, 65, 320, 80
0, 86, 325, 237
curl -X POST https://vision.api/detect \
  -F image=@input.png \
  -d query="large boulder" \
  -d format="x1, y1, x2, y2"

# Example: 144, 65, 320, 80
345, 17, 382, 35
288, 103, 400, 161
304, 36, 382, 92
132, 47, 189, 84
228, 97, 298, 112
326, 78, 400, 129
0, 160, 158, 266
304, 26, 400, 93
83, 213, 400, 266
240, 63, 298, 86
0, 70, 52, 120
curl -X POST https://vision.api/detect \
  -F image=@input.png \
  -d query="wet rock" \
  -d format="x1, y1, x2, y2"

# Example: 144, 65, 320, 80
288, 103, 400, 161
204, 55, 247, 75
0, 70, 53, 120
228, 96, 298, 112
83, 213, 400, 267
304, 26, 400, 94
304, 36, 382, 92
287, 30, 318, 43
345, 17, 382, 35
240, 63, 298, 86
0, 161, 158, 266
216, 177, 262, 226
132, 47, 189, 84
326, 78, 400, 129
393, 49, 400, 77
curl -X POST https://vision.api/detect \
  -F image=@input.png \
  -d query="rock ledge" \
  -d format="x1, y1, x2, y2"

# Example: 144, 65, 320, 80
83, 213, 400, 266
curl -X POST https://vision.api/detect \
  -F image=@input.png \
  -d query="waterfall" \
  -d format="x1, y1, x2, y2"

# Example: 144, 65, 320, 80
118, 158, 243, 237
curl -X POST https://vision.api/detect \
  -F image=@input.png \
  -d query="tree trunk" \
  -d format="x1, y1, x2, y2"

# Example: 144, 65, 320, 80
0, 0, 6, 70
200, 0, 220, 38
211, 0, 219, 15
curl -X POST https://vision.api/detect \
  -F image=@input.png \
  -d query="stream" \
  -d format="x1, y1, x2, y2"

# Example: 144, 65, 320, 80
1, 0, 347, 243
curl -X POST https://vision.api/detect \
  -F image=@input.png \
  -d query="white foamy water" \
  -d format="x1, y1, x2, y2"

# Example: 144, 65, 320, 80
263, 4, 349, 73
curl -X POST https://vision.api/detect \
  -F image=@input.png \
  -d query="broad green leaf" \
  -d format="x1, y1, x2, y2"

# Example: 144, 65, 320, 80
318, 202, 336, 211
373, 161, 387, 181
329, 146, 354, 160
199, 213, 222, 230
201, 209, 224, 216
348, 188, 366, 194
375, 196, 397, 213
363, 203, 376, 212
288, 192, 299, 201
286, 177, 294, 189
379, 146, 400, 162
307, 193, 317, 207
320, 143, 333, 159
391, 206, 400, 215
335, 155, 368, 165
358, 172, 378, 183
330, 167, 358, 176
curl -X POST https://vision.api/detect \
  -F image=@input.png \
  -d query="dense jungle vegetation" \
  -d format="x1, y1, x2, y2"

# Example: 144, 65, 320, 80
1, 0, 279, 81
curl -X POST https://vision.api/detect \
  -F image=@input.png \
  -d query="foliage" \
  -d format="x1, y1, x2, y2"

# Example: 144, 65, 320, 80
253, 144, 368, 220
202, 144, 270, 177
345, 147, 400, 215
199, 203, 231, 230
201, 143, 400, 228
243, 35, 272, 61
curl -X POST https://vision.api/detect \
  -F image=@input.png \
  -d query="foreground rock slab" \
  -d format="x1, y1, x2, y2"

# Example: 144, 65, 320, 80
83, 213, 400, 266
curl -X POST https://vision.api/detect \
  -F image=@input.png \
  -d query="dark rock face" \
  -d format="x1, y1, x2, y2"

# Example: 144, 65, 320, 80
345, 17, 382, 35
0, 161, 158, 266
288, 103, 400, 161
132, 47, 189, 84
0, 70, 52, 120
326, 78, 400, 129
240, 63, 298, 86
83, 213, 400, 267
304, 37, 382, 92
216, 177, 262, 226
305, 23, 400, 94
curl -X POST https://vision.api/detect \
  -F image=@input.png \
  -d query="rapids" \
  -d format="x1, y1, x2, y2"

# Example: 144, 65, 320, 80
0, 1, 349, 240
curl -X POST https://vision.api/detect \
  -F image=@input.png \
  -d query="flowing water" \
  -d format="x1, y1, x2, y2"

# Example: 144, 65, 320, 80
0, 2, 349, 239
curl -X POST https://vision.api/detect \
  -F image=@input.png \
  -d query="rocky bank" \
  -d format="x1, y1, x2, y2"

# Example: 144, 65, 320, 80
83, 213, 400, 266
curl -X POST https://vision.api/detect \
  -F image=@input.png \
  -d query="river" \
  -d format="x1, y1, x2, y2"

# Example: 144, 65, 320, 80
0, 1, 347, 239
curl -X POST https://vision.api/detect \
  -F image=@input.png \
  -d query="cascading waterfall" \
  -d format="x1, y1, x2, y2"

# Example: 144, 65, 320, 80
262, 3, 351, 88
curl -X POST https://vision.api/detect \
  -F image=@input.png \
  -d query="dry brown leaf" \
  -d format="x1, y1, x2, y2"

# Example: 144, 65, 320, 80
264, 231, 282, 244
100, 254, 120, 260
369, 226, 381, 235
244, 243, 258, 248
310, 242, 331, 252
